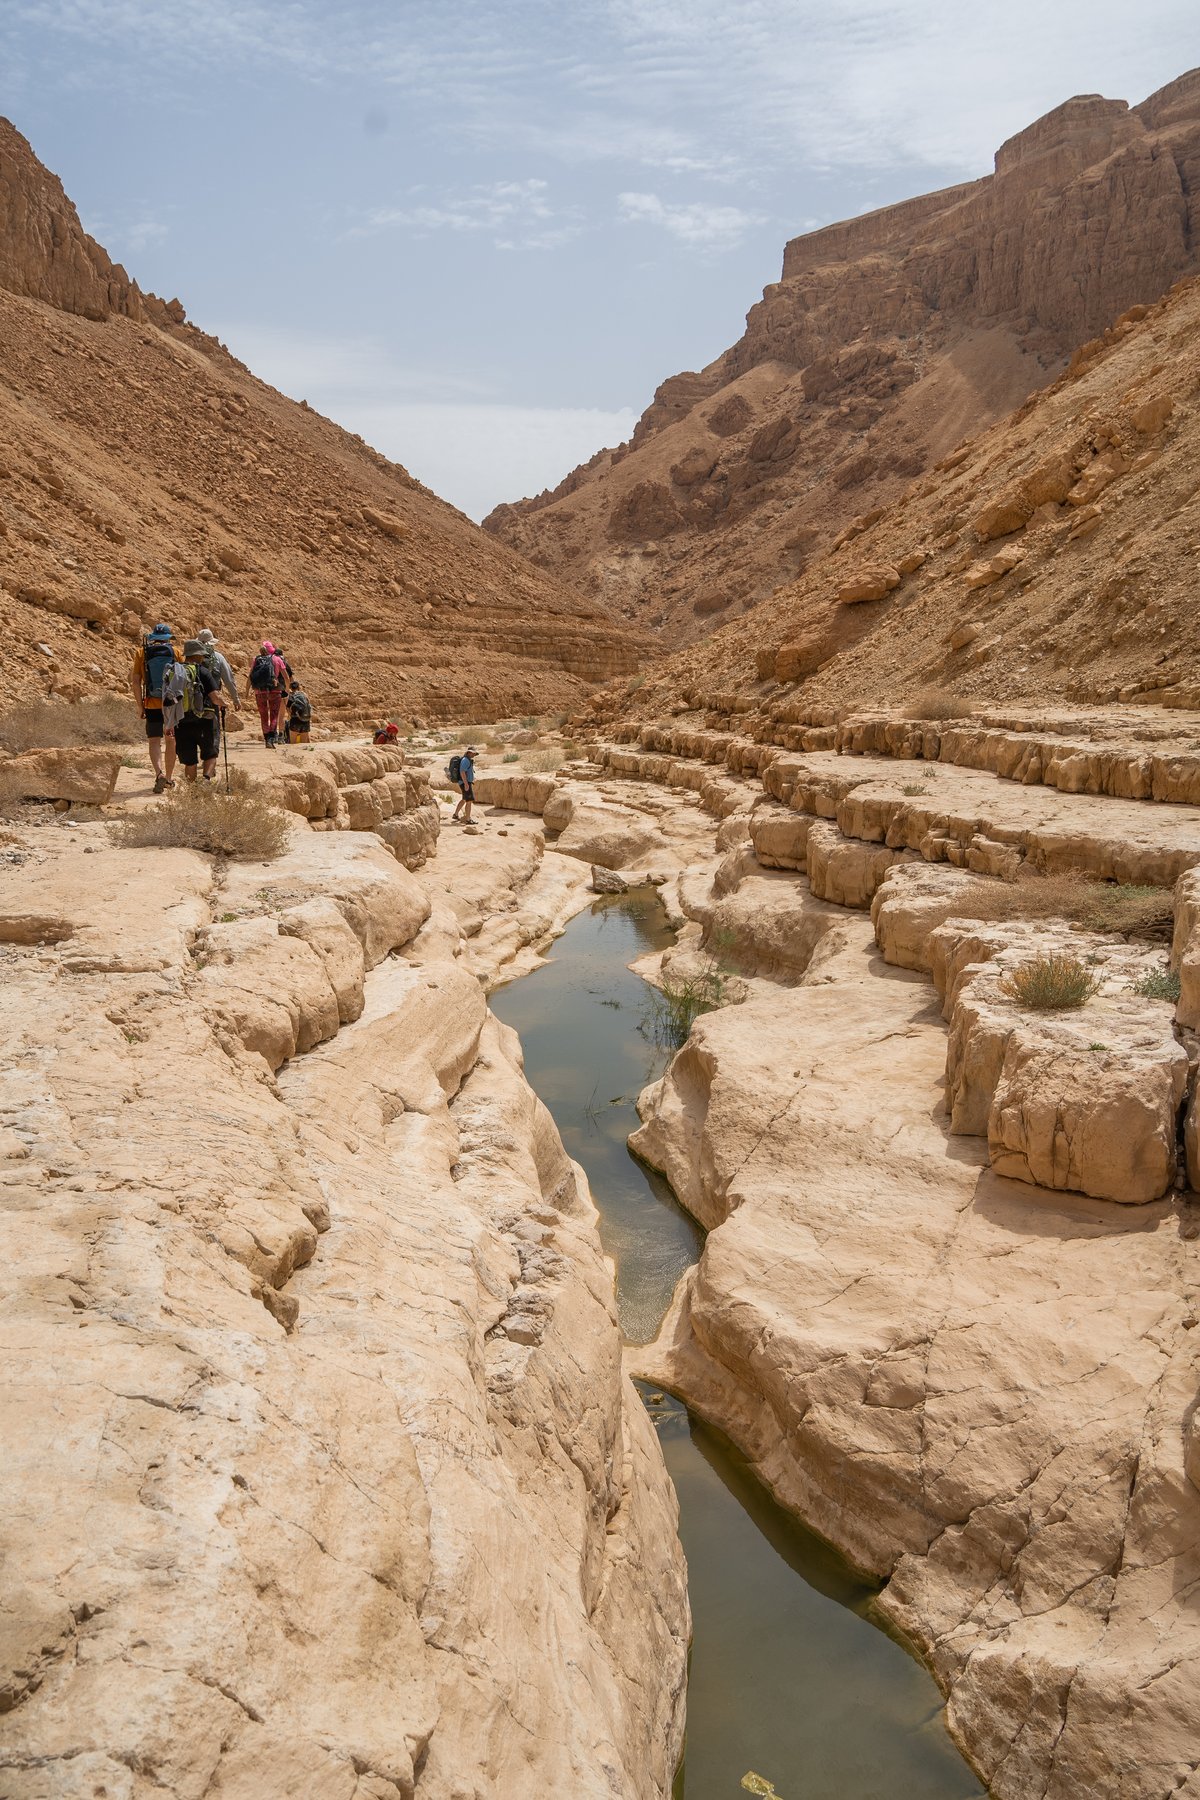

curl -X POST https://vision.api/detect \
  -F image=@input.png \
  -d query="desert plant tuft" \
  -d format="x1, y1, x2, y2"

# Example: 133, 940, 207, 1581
111, 778, 290, 859
1131, 964, 1182, 1002
903, 691, 977, 722
0, 694, 137, 752
1000, 953, 1100, 1011
644, 967, 729, 1049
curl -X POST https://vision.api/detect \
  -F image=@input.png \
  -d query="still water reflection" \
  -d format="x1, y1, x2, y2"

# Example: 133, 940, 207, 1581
491, 892, 984, 1800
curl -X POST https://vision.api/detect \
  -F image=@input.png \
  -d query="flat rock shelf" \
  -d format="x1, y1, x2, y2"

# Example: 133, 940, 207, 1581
491, 890, 984, 1799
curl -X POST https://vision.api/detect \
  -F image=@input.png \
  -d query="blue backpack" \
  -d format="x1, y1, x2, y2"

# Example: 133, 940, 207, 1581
142, 628, 175, 699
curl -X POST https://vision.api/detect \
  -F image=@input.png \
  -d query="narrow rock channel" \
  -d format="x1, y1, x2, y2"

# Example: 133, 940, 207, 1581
491, 891, 984, 1799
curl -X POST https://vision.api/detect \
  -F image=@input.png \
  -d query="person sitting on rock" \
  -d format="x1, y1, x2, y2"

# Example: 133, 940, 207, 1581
373, 721, 400, 746
175, 638, 227, 781
283, 680, 312, 744
452, 745, 476, 824
247, 640, 289, 747
130, 621, 179, 793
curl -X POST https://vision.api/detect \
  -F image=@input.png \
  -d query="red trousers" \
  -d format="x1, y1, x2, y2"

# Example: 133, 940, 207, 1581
254, 689, 284, 737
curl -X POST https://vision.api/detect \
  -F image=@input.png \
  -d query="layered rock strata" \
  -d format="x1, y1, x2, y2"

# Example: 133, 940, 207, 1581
488, 73, 1200, 649
0, 793, 688, 1795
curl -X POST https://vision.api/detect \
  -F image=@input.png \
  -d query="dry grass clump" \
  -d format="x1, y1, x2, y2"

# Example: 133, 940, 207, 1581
112, 773, 290, 859
0, 695, 136, 752
523, 749, 566, 773
919, 870, 1174, 941
903, 690, 978, 722
1000, 953, 1100, 1010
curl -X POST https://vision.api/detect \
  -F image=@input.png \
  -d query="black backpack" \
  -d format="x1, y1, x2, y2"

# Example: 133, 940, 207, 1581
250, 651, 279, 691
288, 691, 311, 723
447, 754, 462, 785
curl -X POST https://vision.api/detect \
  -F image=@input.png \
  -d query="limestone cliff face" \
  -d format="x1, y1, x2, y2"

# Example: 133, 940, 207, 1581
587, 261, 1200, 722
0, 120, 647, 722
485, 70, 1200, 645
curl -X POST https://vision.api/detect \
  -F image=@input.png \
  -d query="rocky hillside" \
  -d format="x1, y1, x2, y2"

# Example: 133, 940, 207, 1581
587, 260, 1200, 724
0, 119, 648, 725
486, 70, 1200, 645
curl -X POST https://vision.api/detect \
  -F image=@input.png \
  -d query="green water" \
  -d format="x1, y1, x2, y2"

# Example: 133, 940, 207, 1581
490, 892, 984, 1800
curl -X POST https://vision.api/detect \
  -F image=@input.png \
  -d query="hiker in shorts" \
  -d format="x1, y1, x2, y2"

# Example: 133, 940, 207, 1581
247, 640, 289, 747
451, 745, 476, 823
195, 628, 242, 715
130, 621, 179, 793
283, 680, 312, 744
175, 639, 227, 781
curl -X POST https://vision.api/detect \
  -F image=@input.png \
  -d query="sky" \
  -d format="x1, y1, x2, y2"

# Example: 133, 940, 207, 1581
1, 2, 1196, 519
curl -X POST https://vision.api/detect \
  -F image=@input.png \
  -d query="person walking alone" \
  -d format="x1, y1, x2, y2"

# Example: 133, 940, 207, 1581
451, 745, 476, 824
247, 640, 288, 747
130, 621, 179, 792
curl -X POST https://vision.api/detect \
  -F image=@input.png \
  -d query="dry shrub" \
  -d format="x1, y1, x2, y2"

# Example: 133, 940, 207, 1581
523, 749, 566, 773
1000, 953, 1100, 1010
903, 690, 978, 722
112, 776, 290, 859
0, 694, 137, 751
921, 871, 1174, 941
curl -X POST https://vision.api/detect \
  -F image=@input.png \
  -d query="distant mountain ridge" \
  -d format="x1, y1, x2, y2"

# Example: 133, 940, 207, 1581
0, 118, 646, 723
485, 69, 1200, 647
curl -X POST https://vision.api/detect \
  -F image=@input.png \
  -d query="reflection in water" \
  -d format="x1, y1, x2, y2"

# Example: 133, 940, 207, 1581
492, 892, 704, 1344
492, 892, 984, 1799
650, 1391, 984, 1800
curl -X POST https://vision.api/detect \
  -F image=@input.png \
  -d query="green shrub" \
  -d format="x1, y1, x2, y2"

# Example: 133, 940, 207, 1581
1131, 964, 1182, 1002
503, 751, 520, 763
644, 967, 729, 1049
111, 778, 290, 859
1000, 954, 1100, 1011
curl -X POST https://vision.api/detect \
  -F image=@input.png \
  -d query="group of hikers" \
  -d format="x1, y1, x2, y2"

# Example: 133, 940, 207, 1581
130, 624, 313, 792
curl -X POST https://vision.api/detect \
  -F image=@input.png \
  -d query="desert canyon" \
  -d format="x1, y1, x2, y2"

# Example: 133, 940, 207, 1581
3, 65, 1200, 1800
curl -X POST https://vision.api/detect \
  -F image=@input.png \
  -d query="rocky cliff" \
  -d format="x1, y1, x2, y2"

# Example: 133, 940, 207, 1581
585, 256, 1200, 722
485, 70, 1200, 646
0, 120, 648, 724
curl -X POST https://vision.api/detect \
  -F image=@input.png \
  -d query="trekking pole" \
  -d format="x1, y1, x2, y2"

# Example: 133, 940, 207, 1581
221, 707, 231, 793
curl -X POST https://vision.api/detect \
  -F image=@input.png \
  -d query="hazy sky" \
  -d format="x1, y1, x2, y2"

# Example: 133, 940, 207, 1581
2, 2, 1195, 518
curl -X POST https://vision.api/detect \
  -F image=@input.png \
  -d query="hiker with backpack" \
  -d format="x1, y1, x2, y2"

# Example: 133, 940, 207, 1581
247, 640, 289, 747
450, 745, 476, 824
174, 639, 227, 781
283, 680, 312, 744
195, 628, 241, 714
130, 621, 180, 793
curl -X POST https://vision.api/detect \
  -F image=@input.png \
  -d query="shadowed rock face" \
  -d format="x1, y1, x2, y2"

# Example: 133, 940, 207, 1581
485, 70, 1200, 647
0, 119, 649, 723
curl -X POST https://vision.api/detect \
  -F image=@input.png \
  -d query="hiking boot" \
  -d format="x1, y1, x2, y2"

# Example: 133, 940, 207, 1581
153, 775, 169, 794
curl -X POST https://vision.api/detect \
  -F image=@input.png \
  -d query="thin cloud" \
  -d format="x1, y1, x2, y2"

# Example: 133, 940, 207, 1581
352, 177, 581, 248
618, 190, 766, 250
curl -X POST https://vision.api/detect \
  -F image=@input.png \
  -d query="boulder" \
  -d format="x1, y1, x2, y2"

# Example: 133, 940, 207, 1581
590, 866, 628, 894
835, 565, 901, 605
0, 746, 120, 806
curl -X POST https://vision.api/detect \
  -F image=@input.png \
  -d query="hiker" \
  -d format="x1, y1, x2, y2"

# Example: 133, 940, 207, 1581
195, 628, 241, 714
451, 745, 476, 823
283, 680, 312, 744
373, 721, 400, 746
247, 640, 289, 747
130, 621, 179, 793
174, 638, 227, 781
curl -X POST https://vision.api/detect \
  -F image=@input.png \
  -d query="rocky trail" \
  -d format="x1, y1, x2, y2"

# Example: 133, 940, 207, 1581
473, 701, 1200, 1798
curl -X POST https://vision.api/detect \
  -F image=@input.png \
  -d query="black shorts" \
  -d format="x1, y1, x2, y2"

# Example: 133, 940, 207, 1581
144, 707, 167, 740
175, 713, 219, 766
458, 782, 475, 802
